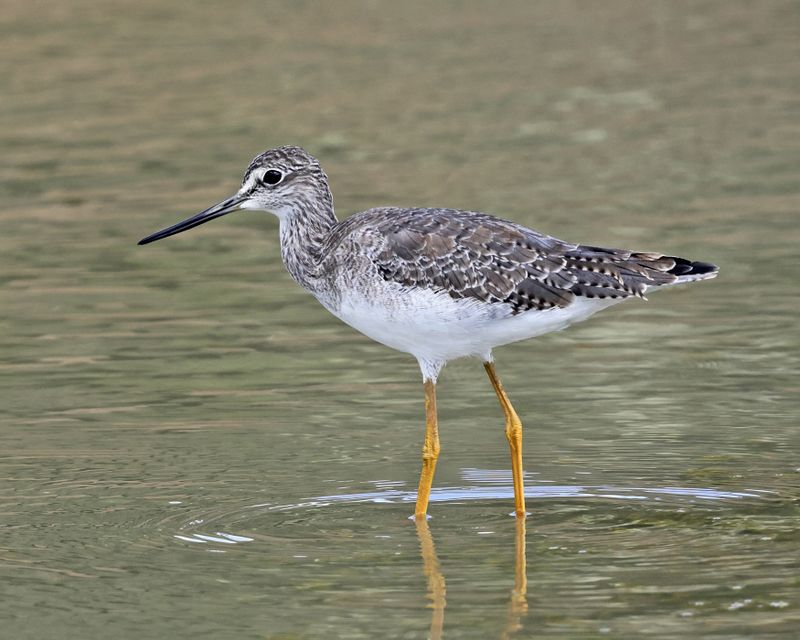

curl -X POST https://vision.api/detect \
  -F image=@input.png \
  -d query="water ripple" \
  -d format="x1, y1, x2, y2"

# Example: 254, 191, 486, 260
166, 472, 774, 549
267, 483, 766, 512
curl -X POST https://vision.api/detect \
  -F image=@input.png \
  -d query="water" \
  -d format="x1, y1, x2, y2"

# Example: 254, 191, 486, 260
1, 1, 798, 637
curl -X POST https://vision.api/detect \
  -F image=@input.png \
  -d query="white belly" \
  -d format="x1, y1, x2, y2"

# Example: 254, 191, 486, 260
323, 282, 621, 365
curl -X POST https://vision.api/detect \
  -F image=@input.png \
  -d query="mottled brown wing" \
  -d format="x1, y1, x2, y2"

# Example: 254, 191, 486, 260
370, 208, 577, 312
337, 207, 715, 314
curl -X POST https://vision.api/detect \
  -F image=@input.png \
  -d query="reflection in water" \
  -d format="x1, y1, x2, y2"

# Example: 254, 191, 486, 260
415, 519, 446, 640
503, 517, 528, 639
415, 517, 529, 640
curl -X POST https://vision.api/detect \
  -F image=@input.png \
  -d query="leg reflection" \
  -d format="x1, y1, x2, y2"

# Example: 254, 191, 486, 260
415, 518, 446, 640
414, 517, 528, 639
503, 517, 529, 639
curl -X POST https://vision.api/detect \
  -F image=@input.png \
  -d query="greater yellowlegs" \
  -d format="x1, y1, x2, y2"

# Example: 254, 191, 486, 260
139, 145, 718, 519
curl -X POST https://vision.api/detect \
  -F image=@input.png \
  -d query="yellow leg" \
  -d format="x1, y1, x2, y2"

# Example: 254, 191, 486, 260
484, 362, 527, 517
415, 379, 440, 520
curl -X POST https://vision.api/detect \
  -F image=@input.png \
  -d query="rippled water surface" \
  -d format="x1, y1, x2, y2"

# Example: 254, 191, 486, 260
2, 1, 798, 638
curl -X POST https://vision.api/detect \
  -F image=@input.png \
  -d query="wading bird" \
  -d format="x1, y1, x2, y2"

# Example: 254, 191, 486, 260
139, 146, 718, 519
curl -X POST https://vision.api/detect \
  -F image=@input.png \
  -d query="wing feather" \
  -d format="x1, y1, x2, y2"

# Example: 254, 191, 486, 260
323, 207, 717, 313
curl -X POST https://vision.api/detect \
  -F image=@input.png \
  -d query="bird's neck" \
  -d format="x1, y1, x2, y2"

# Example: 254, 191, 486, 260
278, 201, 337, 291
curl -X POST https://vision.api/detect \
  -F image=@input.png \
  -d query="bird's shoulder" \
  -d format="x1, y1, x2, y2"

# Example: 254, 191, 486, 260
327, 206, 567, 255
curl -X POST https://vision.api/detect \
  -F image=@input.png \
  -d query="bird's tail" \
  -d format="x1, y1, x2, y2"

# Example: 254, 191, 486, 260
663, 256, 719, 285
562, 245, 718, 299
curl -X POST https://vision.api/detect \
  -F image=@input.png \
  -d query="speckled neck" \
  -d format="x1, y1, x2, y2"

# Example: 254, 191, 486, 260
278, 191, 337, 292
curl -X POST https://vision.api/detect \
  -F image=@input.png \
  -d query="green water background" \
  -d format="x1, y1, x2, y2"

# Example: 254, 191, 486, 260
1, 1, 798, 637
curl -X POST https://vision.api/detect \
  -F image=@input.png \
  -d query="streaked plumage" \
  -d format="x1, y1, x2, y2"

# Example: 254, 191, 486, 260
329, 205, 716, 310
139, 145, 719, 519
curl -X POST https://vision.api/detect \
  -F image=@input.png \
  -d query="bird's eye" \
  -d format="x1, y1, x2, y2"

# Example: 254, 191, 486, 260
262, 169, 283, 185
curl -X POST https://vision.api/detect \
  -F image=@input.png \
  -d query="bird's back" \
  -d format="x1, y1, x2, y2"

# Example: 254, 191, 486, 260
323, 206, 718, 316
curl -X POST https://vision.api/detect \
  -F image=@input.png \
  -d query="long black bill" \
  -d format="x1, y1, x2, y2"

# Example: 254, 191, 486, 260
138, 194, 246, 245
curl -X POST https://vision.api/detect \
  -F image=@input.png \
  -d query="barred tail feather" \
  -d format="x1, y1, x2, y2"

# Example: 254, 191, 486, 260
664, 256, 719, 285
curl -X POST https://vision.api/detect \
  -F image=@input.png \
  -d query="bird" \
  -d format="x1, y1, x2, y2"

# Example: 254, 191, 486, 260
138, 145, 718, 520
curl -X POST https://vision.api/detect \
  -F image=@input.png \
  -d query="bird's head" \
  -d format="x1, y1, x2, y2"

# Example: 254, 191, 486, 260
138, 145, 333, 245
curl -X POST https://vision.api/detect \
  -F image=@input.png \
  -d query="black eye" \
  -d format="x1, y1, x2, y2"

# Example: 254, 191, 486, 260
262, 169, 283, 185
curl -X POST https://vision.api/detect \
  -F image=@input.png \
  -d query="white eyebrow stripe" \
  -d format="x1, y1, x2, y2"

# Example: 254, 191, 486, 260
239, 172, 261, 195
